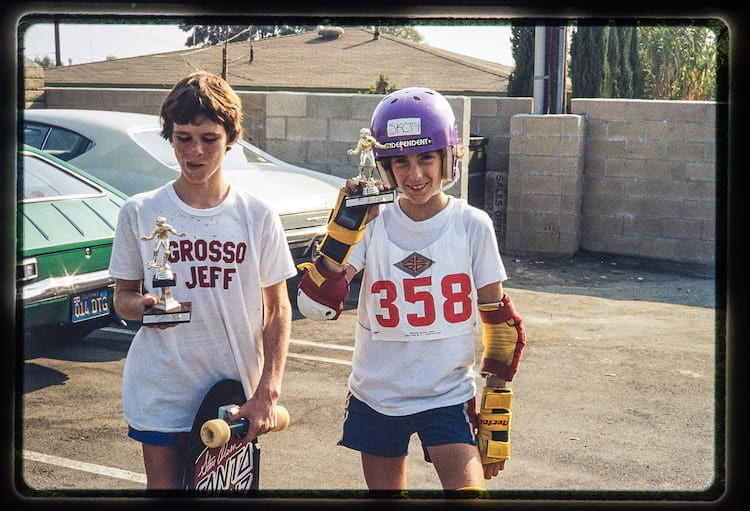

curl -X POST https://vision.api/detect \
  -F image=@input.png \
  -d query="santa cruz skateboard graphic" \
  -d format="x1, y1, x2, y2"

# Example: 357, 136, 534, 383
182, 379, 289, 492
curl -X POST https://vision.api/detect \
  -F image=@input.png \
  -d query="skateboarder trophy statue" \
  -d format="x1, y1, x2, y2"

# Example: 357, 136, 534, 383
140, 216, 191, 325
344, 128, 397, 208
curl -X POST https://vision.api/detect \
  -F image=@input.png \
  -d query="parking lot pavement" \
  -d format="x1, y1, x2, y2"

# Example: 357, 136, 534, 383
18, 252, 722, 500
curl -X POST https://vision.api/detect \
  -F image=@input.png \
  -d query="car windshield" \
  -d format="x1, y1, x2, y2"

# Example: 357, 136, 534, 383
21, 153, 102, 201
130, 129, 271, 170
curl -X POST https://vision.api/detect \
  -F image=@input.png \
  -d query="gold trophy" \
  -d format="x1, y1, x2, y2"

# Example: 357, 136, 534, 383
140, 217, 191, 325
344, 128, 397, 208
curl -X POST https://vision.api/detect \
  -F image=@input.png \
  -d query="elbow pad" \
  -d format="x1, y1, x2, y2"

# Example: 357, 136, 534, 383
478, 293, 525, 381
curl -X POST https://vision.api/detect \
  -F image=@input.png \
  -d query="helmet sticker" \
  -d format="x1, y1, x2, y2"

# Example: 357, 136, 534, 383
382, 137, 432, 151
386, 117, 422, 137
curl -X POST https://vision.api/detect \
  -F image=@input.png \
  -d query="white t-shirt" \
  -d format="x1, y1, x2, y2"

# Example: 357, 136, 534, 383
347, 197, 506, 416
109, 182, 296, 432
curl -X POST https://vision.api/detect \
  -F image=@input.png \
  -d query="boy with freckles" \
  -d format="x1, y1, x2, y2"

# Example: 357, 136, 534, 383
109, 71, 295, 489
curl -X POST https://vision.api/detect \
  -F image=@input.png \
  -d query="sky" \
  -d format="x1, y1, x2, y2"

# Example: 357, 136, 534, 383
19, 22, 514, 67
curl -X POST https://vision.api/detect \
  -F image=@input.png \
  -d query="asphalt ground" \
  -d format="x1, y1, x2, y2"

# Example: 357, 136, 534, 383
16, 250, 724, 505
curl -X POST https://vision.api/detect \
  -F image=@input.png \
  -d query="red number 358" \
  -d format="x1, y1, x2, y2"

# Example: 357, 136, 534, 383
371, 273, 473, 328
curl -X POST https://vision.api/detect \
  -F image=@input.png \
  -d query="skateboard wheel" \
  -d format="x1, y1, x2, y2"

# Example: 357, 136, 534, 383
201, 418, 232, 448
274, 406, 290, 432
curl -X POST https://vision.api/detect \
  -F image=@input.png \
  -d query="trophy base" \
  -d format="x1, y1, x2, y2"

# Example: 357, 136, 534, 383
344, 189, 397, 208
143, 301, 192, 326
153, 273, 176, 288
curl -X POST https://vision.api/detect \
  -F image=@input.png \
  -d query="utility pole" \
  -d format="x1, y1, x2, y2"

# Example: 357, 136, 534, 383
532, 25, 546, 114
534, 24, 568, 114
546, 25, 568, 114
221, 26, 228, 80
54, 18, 61, 67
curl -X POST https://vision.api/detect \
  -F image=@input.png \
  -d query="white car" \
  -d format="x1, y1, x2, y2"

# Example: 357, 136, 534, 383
23, 109, 342, 262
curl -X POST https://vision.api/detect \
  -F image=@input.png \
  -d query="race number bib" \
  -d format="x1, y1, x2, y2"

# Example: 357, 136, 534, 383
364, 216, 477, 341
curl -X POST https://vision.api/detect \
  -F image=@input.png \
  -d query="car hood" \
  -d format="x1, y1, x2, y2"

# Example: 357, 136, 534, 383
21, 196, 121, 255
224, 169, 339, 215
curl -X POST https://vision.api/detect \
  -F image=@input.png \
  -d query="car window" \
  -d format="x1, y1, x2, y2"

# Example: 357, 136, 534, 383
23, 123, 50, 149
21, 153, 102, 201
23, 122, 93, 161
130, 129, 270, 169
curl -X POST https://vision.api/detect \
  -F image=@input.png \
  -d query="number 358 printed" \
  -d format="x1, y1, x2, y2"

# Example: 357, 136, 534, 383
371, 273, 473, 328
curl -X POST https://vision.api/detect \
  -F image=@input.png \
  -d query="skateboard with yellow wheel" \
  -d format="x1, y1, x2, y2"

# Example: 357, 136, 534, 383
182, 379, 289, 493
200, 404, 289, 448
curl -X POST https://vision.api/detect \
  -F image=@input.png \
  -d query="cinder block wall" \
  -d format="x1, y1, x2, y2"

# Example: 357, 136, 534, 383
505, 114, 586, 257
33, 72, 717, 265
22, 59, 46, 109
570, 99, 716, 264
259, 91, 473, 199
469, 97, 534, 173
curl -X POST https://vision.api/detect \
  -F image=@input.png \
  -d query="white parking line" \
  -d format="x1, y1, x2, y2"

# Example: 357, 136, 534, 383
23, 450, 147, 485
287, 352, 352, 366
30, 328, 351, 485
289, 338, 354, 352
100, 328, 355, 365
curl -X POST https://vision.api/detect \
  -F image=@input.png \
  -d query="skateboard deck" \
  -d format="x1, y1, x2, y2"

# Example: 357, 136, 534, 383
183, 379, 260, 492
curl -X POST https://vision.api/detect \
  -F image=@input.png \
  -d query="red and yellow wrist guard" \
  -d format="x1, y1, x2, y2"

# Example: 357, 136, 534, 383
317, 188, 369, 267
478, 387, 512, 463
478, 293, 525, 381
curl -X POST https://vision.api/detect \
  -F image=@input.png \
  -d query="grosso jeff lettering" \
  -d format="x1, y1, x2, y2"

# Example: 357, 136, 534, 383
166, 238, 247, 290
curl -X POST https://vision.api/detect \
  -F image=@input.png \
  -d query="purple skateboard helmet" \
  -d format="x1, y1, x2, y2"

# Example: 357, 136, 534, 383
370, 87, 460, 189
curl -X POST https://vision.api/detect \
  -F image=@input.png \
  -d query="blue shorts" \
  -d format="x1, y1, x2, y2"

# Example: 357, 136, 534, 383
128, 426, 188, 447
337, 394, 478, 462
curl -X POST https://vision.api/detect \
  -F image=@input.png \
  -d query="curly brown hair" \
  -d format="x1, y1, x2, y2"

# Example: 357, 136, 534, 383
159, 71, 243, 144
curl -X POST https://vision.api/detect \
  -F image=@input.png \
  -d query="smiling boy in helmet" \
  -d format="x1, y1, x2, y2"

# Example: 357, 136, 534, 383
297, 87, 525, 497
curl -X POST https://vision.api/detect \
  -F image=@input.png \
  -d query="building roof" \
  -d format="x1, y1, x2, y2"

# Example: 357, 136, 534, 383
43, 27, 512, 95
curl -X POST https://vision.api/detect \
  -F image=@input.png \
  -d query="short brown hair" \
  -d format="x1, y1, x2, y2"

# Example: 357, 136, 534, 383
160, 71, 243, 143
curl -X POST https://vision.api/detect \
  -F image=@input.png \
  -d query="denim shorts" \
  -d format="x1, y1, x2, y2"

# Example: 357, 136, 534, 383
337, 394, 477, 462
128, 426, 189, 447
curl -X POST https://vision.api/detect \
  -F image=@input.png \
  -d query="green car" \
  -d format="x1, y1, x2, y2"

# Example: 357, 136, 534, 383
18, 145, 127, 339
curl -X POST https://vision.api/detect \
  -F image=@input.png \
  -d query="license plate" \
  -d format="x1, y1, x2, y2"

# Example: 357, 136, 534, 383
71, 289, 110, 323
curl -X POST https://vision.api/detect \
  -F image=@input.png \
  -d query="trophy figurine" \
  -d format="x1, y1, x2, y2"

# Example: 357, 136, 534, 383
140, 216, 191, 325
344, 128, 397, 208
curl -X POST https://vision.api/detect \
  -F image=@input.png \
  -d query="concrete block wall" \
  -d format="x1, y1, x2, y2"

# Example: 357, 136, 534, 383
570, 99, 716, 264
22, 59, 46, 109
39, 85, 515, 201
505, 114, 586, 257
29, 62, 717, 264
469, 97, 533, 173
43, 86, 169, 114
260, 91, 473, 199
262, 91, 383, 178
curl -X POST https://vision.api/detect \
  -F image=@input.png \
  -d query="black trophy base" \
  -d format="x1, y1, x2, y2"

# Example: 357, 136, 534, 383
152, 274, 176, 288
344, 189, 397, 208
143, 301, 192, 326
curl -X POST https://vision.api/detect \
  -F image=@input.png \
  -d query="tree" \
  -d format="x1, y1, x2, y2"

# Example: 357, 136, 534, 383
507, 23, 534, 97
616, 27, 634, 98
602, 24, 620, 97
570, 22, 718, 100
638, 24, 719, 100
379, 25, 423, 43
367, 73, 397, 94
33, 56, 53, 69
569, 24, 607, 98
628, 26, 644, 98
180, 24, 313, 47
